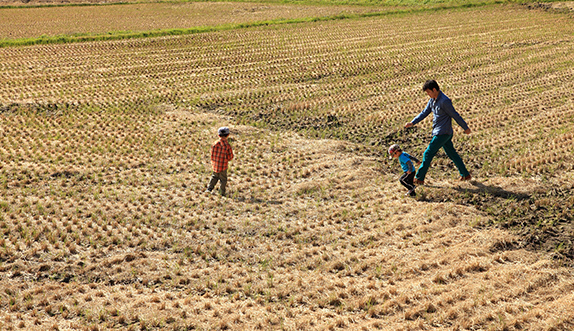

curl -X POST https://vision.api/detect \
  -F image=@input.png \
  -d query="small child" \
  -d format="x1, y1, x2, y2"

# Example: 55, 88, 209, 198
206, 127, 234, 196
389, 144, 420, 197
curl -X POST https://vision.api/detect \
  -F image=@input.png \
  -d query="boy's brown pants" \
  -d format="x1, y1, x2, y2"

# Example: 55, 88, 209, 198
207, 169, 228, 196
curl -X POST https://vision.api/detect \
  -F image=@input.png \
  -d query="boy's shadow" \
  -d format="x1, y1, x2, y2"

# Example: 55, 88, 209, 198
234, 196, 283, 205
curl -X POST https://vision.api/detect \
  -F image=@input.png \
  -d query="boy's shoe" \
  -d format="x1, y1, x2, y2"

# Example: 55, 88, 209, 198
205, 189, 213, 194
406, 189, 416, 197
460, 175, 472, 181
414, 178, 424, 185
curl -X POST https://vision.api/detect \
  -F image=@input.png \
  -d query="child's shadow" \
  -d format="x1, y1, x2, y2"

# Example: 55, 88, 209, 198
234, 195, 283, 205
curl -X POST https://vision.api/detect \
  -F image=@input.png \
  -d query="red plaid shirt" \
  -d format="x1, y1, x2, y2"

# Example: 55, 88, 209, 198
211, 138, 234, 173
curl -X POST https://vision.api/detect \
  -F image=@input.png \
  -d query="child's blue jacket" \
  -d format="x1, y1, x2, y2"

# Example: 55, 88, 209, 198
398, 152, 419, 173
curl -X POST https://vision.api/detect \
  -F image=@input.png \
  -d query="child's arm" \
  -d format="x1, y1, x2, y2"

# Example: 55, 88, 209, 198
227, 145, 234, 161
410, 155, 421, 165
406, 160, 414, 174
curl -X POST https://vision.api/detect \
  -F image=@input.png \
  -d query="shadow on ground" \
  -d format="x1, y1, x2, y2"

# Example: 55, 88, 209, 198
417, 179, 574, 266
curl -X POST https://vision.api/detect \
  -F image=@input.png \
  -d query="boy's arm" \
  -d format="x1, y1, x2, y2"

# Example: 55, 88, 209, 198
409, 155, 421, 164
227, 144, 234, 161
210, 144, 216, 162
406, 160, 414, 174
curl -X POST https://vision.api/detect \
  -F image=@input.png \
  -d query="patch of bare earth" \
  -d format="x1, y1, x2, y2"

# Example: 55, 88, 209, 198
525, 1, 574, 13
0, 108, 572, 330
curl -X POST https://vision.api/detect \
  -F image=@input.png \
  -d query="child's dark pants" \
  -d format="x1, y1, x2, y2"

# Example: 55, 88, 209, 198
400, 172, 416, 192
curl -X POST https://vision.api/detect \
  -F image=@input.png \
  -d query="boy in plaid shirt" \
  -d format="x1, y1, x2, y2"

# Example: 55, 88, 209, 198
206, 127, 234, 196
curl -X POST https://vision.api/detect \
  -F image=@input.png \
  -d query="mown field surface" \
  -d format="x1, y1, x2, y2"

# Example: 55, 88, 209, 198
0, 2, 386, 40
2, 5, 574, 176
0, 0, 500, 7
0, 106, 572, 330
0, 1, 573, 330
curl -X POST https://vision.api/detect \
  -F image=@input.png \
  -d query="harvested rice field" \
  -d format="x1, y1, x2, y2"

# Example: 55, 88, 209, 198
0, 1, 573, 330
0, 2, 387, 40
2, 5, 574, 176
